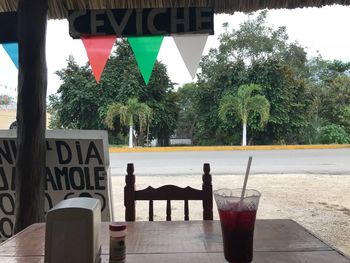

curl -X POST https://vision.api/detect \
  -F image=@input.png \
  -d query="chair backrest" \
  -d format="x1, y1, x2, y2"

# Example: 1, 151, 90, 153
124, 163, 213, 221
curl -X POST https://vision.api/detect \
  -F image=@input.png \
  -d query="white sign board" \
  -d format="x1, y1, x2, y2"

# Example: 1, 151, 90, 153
0, 130, 113, 242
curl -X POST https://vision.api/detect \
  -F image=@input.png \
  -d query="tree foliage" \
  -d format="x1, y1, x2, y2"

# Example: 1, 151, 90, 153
49, 40, 178, 146
176, 11, 350, 145
318, 124, 350, 144
187, 11, 310, 145
175, 83, 198, 140
105, 98, 152, 147
219, 84, 270, 145
304, 58, 350, 143
219, 84, 270, 126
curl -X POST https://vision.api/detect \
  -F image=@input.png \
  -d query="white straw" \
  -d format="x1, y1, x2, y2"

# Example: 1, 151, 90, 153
240, 156, 253, 203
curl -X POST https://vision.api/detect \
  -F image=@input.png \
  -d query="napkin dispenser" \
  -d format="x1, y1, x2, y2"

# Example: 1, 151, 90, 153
45, 197, 101, 263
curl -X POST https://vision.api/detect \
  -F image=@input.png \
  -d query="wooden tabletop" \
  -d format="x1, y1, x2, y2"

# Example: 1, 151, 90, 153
0, 219, 349, 262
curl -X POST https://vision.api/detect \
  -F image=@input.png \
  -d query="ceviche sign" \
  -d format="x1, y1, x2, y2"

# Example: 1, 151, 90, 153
0, 130, 113, 242
69, 7, 214, 38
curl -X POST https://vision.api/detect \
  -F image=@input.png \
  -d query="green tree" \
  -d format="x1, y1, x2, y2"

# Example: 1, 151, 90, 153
340, 106, 350, 134
319, 75, 350, 126
175, 83, 198, 141
304, 58, 350, 142
48, 55, 100, 129
219, 84, 270, 145
148, 92, 179, 146
318, 124, 350, 144
105, 98, 152, 148
303, 83, 324, 144
248, 59, 310, 144
49, 40, 178, 146
193, 11, 309, 145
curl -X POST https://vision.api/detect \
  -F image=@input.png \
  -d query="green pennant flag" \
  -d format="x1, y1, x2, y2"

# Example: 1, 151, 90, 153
128, 36, 163, 85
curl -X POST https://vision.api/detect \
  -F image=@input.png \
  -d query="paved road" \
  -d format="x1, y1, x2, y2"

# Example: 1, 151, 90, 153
109, 148, 350, 176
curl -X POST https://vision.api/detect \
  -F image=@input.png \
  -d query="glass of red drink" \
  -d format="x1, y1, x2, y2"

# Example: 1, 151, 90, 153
214, 188, 261, 263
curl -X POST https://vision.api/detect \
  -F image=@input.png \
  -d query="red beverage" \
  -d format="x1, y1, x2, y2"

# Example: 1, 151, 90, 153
218, 209, 257, 263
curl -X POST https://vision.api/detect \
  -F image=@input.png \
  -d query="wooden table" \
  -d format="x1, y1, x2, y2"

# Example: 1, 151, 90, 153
0, 219, 349, 262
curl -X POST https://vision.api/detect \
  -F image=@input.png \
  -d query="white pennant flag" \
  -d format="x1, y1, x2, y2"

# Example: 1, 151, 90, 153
173, 34, 208, 79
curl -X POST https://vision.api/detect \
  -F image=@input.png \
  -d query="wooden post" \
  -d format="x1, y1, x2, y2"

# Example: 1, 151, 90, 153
202, 163, 213, 220
124, 163, 136, 221
14, 0, 48, 233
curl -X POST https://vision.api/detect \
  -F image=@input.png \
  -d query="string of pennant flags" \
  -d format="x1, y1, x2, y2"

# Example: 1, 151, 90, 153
1, 34, 208, 85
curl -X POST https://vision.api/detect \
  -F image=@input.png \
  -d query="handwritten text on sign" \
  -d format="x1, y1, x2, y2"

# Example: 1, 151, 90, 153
0, 137, 110, 242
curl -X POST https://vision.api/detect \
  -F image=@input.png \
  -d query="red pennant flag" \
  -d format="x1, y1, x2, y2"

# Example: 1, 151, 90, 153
81, 35, 116, 83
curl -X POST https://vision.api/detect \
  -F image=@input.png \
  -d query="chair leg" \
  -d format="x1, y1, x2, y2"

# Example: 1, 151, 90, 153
166, 200, 171, 221
184, 200, 189, 221
125, 163, 136, 221
149, 200, 154, 221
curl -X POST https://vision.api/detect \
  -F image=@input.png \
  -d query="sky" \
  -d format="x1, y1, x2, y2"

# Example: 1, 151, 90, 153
1, 5, 350, 98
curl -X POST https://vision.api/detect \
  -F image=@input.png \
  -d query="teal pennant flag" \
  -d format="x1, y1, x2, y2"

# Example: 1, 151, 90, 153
128, 36, 163, 85
2, 43, 18, 69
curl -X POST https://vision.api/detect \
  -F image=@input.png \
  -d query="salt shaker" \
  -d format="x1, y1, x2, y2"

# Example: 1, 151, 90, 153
109, 222, 127, 262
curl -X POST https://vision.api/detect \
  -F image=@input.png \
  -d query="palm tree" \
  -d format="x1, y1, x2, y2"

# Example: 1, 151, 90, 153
105, 98, 152, 148
219, 84, 270, 146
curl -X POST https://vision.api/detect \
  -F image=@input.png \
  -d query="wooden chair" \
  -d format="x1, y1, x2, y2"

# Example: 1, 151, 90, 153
124, 163, 213, 221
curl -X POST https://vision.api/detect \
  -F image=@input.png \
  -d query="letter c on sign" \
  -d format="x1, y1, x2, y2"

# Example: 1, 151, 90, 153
69, 10, 87, 37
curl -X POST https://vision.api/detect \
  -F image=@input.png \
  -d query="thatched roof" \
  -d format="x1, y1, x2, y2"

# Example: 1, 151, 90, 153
1, 0, 350, 19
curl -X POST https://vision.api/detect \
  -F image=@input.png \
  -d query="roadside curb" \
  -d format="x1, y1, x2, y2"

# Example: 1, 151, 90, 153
109, 144, 350, 153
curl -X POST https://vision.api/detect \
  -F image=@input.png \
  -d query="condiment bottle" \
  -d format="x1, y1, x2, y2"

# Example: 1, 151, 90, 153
109, 222, 127, 262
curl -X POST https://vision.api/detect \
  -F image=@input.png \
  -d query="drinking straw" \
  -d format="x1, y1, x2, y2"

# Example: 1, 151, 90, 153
240, 156, 253, 204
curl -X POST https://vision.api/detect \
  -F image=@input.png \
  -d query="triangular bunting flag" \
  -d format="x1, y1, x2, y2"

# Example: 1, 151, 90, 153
81, 35, 116, 83
173, 34, 208, 79
128, 36, 163, 85
2, 42, 18, 69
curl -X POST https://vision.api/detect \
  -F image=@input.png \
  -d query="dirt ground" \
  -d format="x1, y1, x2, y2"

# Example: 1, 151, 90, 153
110, 174, 350, 257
